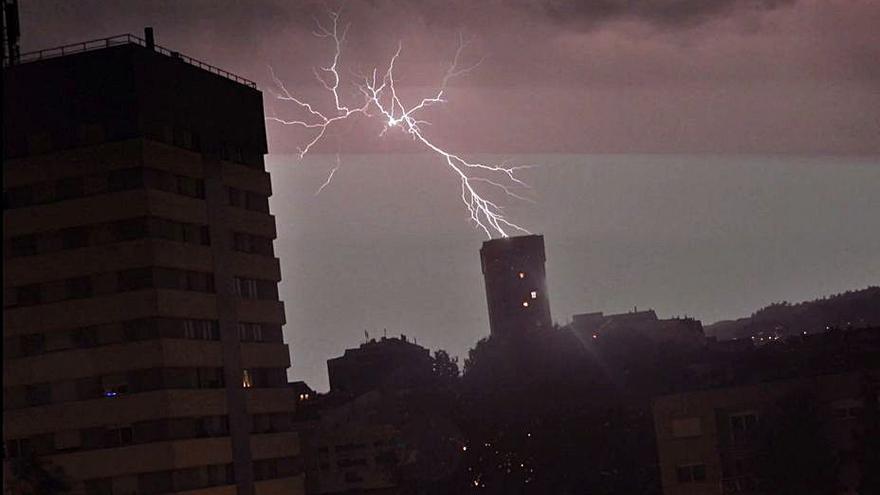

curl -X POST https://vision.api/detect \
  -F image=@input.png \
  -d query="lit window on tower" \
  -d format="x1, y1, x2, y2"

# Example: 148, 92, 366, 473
518, 272, 526, 279
530, 291, 538, 299
522, 301, 529, 308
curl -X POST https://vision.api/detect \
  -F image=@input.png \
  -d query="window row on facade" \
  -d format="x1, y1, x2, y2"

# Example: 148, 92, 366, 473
5, 415, 230, 457
6, 216, 210, 258
228, 186, 270, 213
79, 456, 300, 495
232, 276, 279, 300
5, 412, 301, 458
145, 123, 265, 169
241, 368, 288, 389
4, 167, 206, 209
232, 231, 274, 256
5, 267, 217, 308
5, 367, 227, 409
5, 367, 288, 409
83, 462, 235, 495
6, 268, 281, 308
4, 318, 283, 359
8, 222, 275, 259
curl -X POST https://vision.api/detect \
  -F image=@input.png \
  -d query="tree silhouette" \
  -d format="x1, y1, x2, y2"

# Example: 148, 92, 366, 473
758, 393, 839, 495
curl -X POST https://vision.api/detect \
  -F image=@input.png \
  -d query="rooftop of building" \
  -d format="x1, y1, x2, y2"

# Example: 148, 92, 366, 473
480, 234, 545, 251
5, 31, 256, 89
329, 335, 430, 362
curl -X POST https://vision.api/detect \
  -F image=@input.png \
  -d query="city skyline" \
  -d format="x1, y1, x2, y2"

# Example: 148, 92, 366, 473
11, 1, 880, 391
4, 2, 880, 494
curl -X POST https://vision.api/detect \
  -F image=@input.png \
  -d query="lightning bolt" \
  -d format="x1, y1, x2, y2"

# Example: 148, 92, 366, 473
314, 153, 341, 196
268, 10, 532, 238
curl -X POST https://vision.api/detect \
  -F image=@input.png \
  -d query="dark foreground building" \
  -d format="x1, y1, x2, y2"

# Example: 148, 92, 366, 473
3, 33, 302, 494
327, 335, 432, 397
480, 235, 552, 337
572, 309, 706, 349
654, 371, 879, 495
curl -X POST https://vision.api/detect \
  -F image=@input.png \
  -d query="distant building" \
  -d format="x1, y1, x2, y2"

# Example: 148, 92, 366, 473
327, 336, 432, 397
480, 234, 552, 337
3, 32, 302, 494
653, 371, 878, 495
572, 309, 705, 348
290, 381, 317, 403
303, 394, 402, 495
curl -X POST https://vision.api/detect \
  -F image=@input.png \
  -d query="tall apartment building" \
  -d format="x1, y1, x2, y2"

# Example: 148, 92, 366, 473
480, 235, 552, 337
3, 33, 302, 495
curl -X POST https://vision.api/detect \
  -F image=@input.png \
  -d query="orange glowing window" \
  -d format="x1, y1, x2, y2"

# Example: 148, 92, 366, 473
242, 369, 253, 388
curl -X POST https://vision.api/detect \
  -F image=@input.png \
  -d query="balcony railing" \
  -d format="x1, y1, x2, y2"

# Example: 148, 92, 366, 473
8, 34, 257, 89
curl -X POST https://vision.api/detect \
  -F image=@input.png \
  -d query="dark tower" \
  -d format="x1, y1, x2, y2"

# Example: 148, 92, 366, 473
480, 234, 552, 337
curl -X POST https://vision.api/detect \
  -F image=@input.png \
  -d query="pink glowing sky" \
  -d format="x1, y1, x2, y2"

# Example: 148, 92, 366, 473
21, 0, 880, 154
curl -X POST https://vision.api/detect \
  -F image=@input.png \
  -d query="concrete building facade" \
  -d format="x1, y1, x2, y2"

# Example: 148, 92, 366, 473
653, 372, 877, 495
479, 235, 552, 337
3, 34, 302, 495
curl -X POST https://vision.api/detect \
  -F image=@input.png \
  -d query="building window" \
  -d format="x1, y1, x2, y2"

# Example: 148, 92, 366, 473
84, 478, 113, 495
518, 272, 526, 279
66, 276, 94, 299
671, 417, 702, 438
730, 412, 759, 442
108, 168, 145, 192
184, 319, 219, 340
15, 284, 42, 306
20, 334, 47, 356
832, 399, 864, 420
61, 227, 89, 249
522, 301, 529, 308
242, 369, 254, 388
234, 277, 259, 299
55, 176, 85, 200
677, 464, 707, 483
238, 322, 263, 342
117, 268, 154, 291
530, 290, 538, 299
101, 375, 129, 397
9, 235, 38, 257
175, 175, 205, 199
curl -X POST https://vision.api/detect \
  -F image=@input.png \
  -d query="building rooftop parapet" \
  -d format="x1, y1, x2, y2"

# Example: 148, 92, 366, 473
7, 33, 257, 89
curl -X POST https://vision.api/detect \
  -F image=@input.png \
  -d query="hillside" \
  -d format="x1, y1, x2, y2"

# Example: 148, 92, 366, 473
705, 286, 880, 340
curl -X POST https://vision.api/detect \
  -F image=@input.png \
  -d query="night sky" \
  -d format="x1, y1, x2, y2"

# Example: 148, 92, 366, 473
21, 1, 880, 389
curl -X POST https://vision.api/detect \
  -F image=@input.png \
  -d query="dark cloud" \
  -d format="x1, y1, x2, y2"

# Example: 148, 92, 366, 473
15, 0, 880, 154
533, 0, 797, 29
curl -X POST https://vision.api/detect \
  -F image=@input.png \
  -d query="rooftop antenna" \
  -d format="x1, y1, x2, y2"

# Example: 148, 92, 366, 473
144, 27, 155, 50
2, 0, 21, 67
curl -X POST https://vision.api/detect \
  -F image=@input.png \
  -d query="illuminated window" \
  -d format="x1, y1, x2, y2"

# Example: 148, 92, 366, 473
517, 272, 526, 279
242, 369, 253, 388
530, 291, 538, 299
522, 301, 529, 308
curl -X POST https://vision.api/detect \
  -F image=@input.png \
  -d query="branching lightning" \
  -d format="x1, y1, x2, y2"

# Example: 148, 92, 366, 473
268, 10, 533, 238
